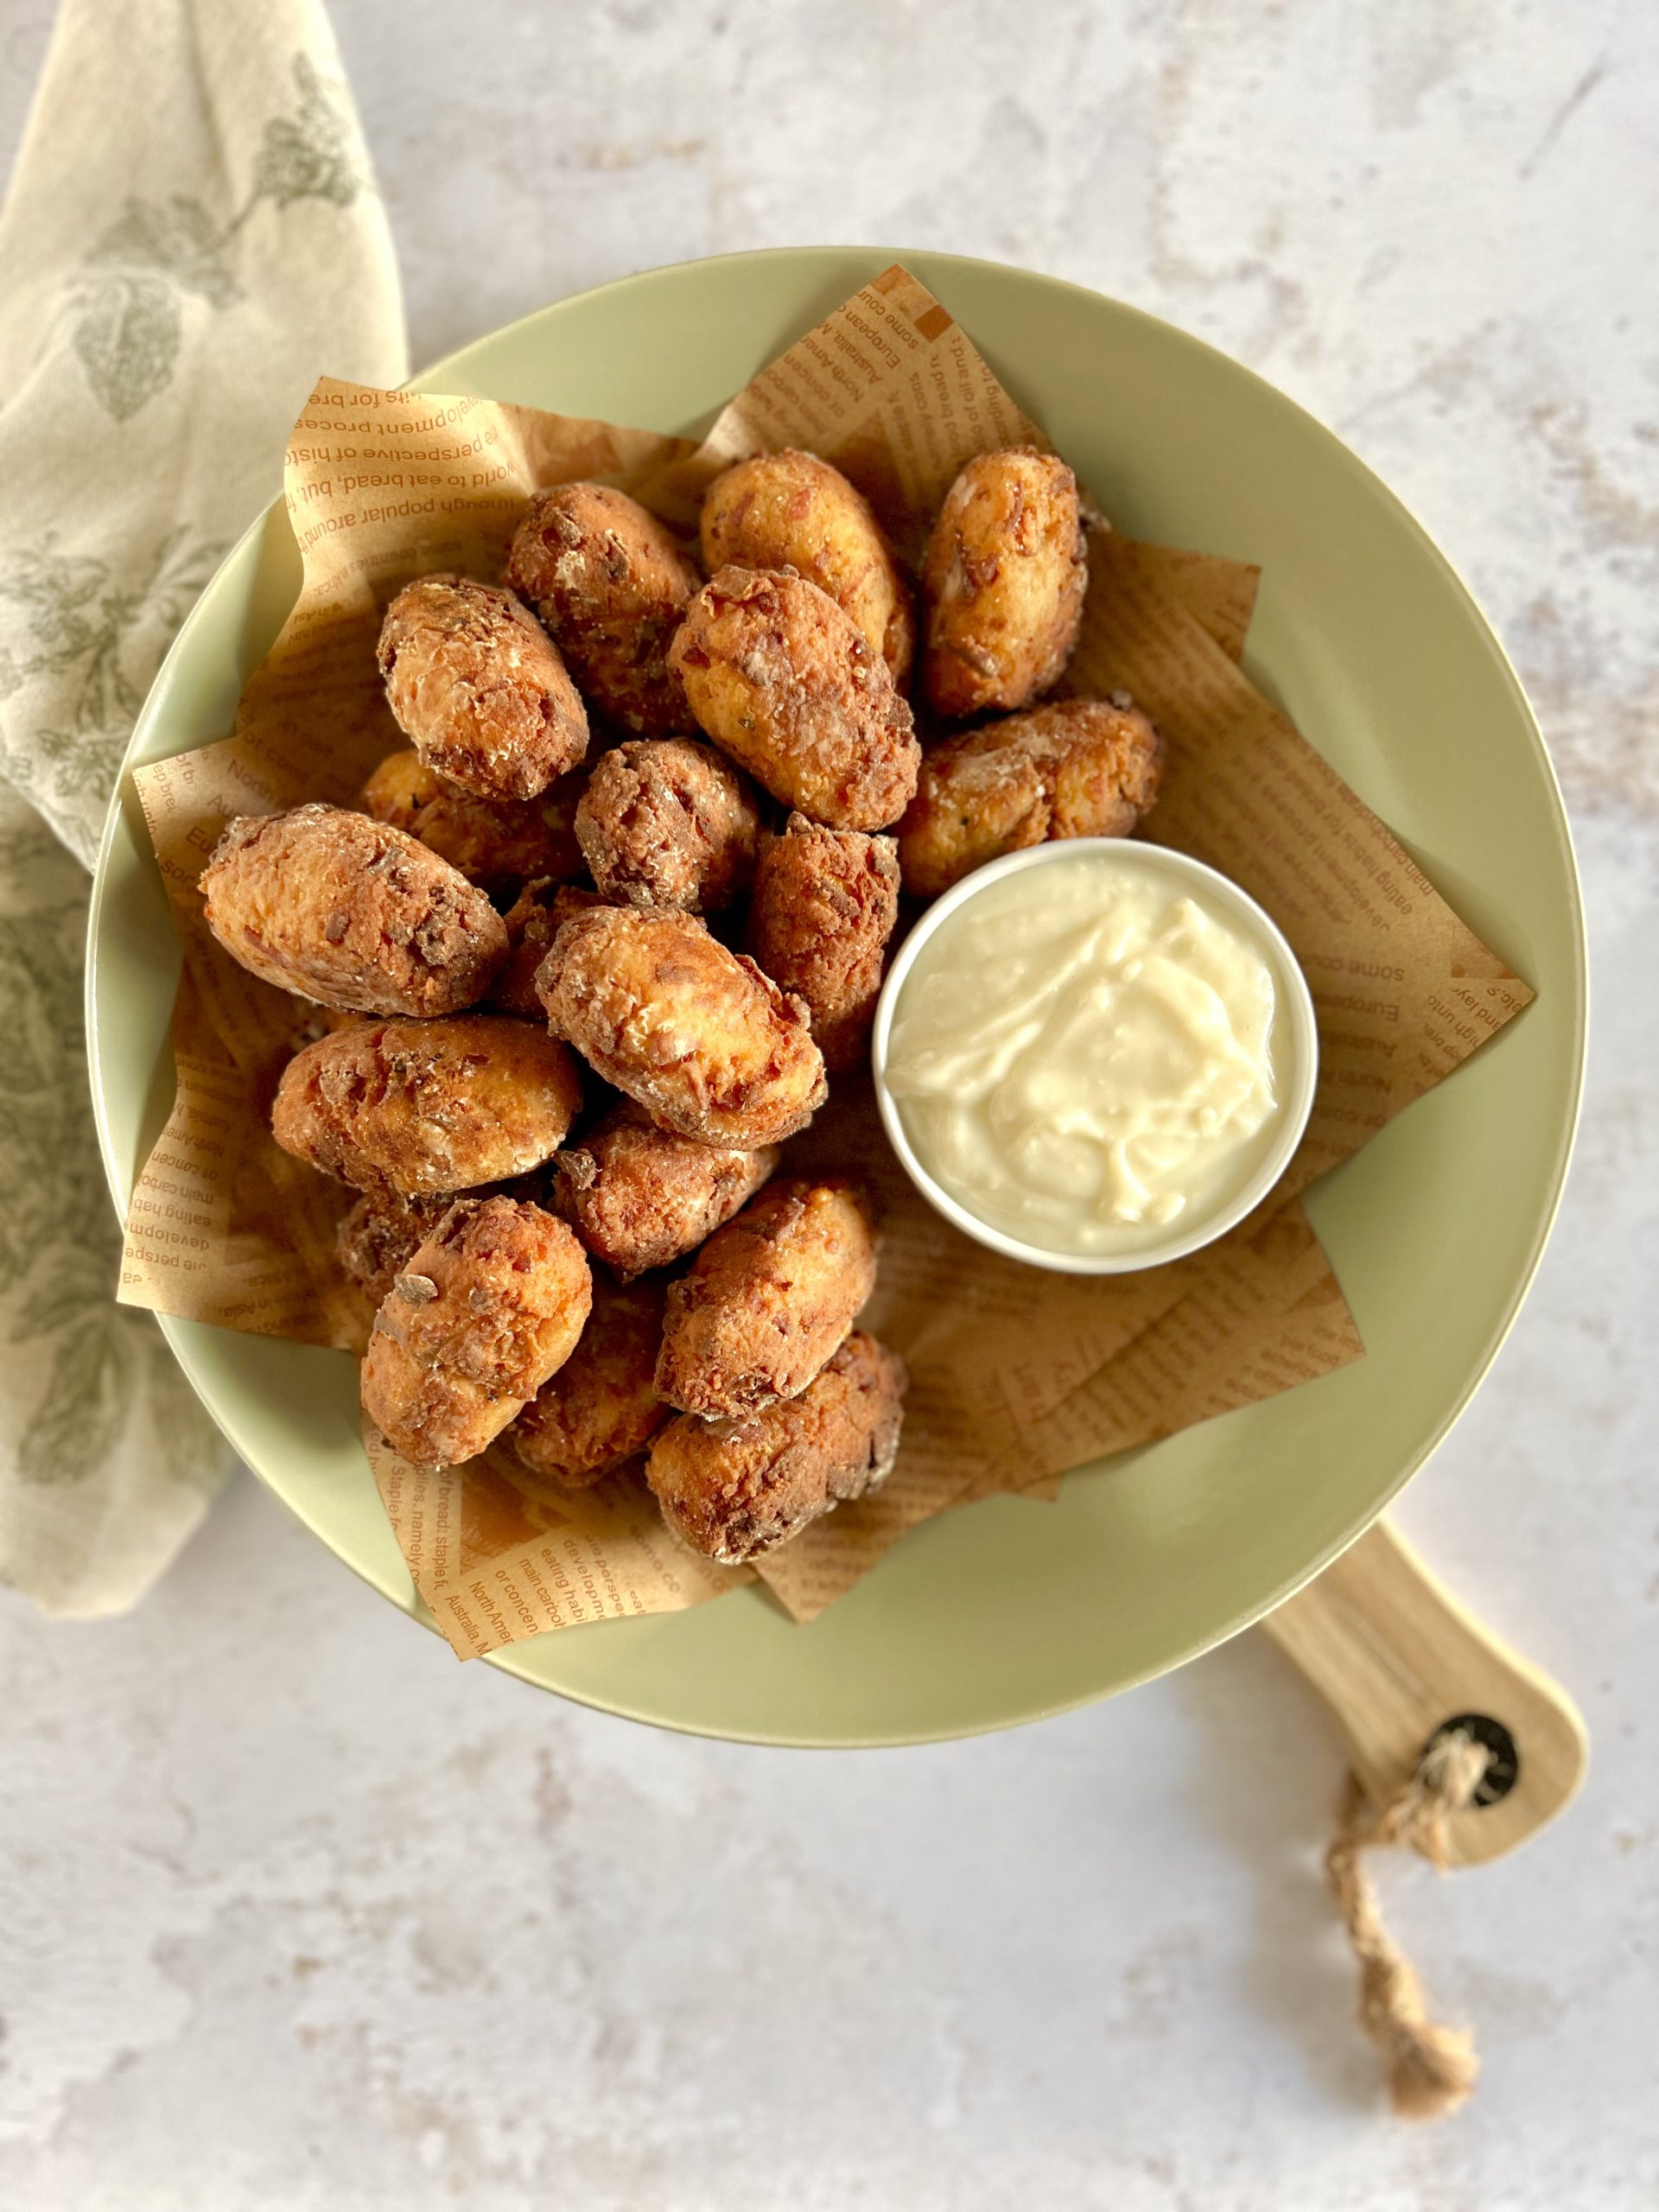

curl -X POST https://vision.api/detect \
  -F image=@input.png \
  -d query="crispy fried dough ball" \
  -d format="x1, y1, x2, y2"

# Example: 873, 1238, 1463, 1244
272, 1015, 582, 1195
361, 1197, 592, 1466
699, 449, 914, 684
747, 813, 900, 1071
359, 749, 586, 888
505, 1273, 668, 1491
575, 738, 760, 912
897, 694, 1164, 898
920, 447, 1086, 716
200, 804, 507, 1018
655, 1179, 878, 1419
357, 745, 438, 836
553, 1102, 779, 1280
335, 1189, 456, 1308
647, 1332, 906, 1564
489, 880, 611, 1020
667, 565, 919, 831
505, 484, 699, 737
377, 574, 588, 801
537, 906, 826, 1148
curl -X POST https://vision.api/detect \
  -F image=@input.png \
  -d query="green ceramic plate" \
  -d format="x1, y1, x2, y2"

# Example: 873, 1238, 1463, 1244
86, 249, 1585, 1745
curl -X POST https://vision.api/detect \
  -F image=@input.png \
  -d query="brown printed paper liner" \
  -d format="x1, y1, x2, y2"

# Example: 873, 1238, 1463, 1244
119, 265, 1529, 1658
365, 1427, 748, 1655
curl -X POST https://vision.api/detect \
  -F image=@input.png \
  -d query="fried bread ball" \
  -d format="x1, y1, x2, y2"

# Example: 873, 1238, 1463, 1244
646, 1332, 907, 1564
747, 813, 899, 1070
667, 565, 919, 832
920, 447, 1086, 716
272, 1015, 582, 1195
655, 1179, 877, 1419
699, 449, 914, 684
537, 906, 826, 1148
897, 696, 1165, 899
489, 880, 611, 1020
553, 1102, 779, 1279
505, 483, 699, 737
335, 1189, 456, 1308
361, 1196, 592, 1466
200, 804, 507, 1017
377, 574, 588, 801
575, 738, 760, 912
505, 1274, 668, 1490
359, 748, 586, 888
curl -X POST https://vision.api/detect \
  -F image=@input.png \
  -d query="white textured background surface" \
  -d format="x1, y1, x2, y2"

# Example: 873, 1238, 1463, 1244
3, 2, 1656, 2204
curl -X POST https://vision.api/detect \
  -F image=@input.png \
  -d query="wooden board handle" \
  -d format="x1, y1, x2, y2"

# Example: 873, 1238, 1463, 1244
1259, 1516, 1587, 1866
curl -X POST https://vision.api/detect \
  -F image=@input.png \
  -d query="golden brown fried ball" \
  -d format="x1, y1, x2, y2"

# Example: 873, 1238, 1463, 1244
359, 748, 586, 888
668, 566, 919, 832
200, 804, 507, 1018
553, 1102, 779, 1280
489, 880, 612, 1020
505, 484, 699, 737
920, 447, 1087, 717
336, 1189, 456, 1307
272, 1015, 582, 1195
377, 574, 588, 802
655, 1179, 878, 1419
537, 906, 826, 1148
357, 744, 437, 835
897, 696, 1165, 899
747, 813, 900, 1071
361, 1196, 592, 1466
647, 1332, 906, 1564
505, 1274, 668, 1491
575, 739, 760, 912
699, 449, 915, 685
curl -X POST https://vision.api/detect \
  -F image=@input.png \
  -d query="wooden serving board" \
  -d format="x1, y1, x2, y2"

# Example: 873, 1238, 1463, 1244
1261, 1517, 1587, 1866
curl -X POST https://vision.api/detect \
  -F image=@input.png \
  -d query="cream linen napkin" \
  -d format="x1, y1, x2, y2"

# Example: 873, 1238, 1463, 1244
0, 0, 406, 1613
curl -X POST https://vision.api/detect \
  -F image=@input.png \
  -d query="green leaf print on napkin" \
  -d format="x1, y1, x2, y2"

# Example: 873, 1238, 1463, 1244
71, 271, 183, 423
0, 526, 227, 830
13, 1270, 132, 1487
0, 898, 112, 1292
65, 53, 363, 423
251, 53, 359, 209
0, 868, 221, 1496
0, 894, 125, 1483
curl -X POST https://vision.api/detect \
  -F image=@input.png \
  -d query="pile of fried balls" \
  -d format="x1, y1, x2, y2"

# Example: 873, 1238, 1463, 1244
199, 445, 1162, 1564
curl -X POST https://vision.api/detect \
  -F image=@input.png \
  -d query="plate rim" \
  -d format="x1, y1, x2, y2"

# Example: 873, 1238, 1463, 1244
84, 245, 1587, 1745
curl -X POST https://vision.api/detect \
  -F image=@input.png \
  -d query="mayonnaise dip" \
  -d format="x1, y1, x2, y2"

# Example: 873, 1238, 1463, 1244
880, 848, 1292, 1260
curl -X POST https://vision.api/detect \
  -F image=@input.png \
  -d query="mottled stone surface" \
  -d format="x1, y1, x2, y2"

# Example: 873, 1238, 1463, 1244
2, 4, 1655, 2205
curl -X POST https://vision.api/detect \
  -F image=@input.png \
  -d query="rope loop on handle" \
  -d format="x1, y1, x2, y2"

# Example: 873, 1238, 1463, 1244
1325, 1728, 1491, 2120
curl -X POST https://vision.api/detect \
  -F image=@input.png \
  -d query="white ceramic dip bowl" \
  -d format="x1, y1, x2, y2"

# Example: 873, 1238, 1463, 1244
871, 838, 1320, 1275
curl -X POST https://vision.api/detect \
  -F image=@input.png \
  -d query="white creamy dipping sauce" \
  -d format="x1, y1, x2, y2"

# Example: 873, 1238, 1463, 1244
882, 849, 1289, 1258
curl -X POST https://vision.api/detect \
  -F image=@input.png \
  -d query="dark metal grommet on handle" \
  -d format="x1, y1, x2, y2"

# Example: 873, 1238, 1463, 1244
1421, 1713, 1520, 1808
